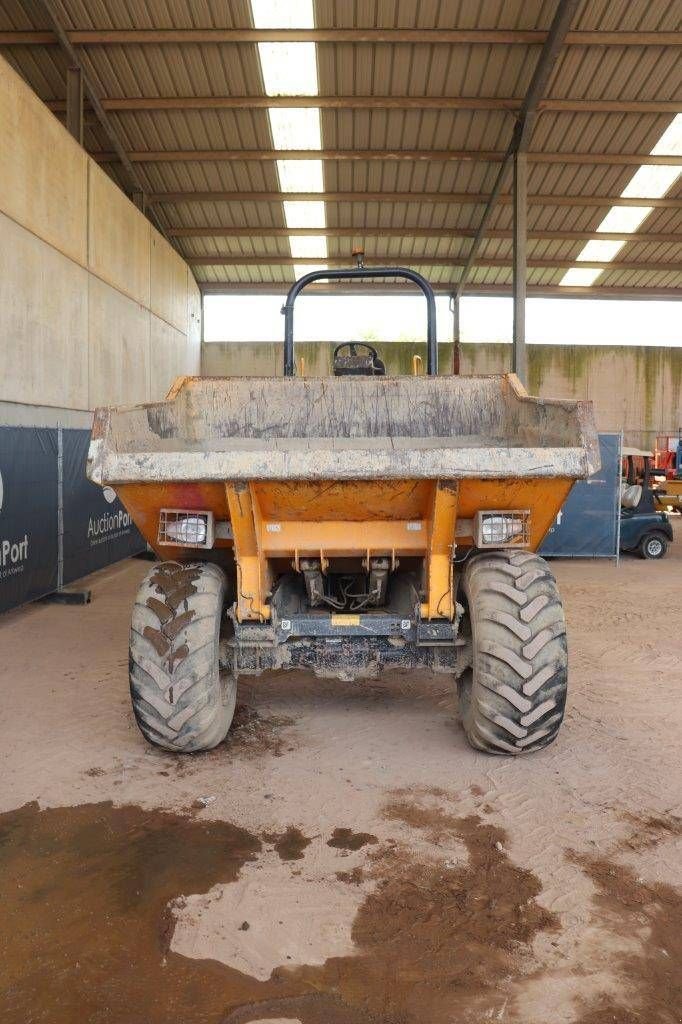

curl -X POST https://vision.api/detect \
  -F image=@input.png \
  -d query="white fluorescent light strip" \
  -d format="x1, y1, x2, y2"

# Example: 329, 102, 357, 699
283, 201, 326, 228
251, 0, 314, 29
289, 236, 327, 258
651, 113, 682, 156
250, 0, 327, 270
621, 165, 682, 200
597, 206, 653, 233
576, 239, 627, 263
561, 267, 604, 287
277, 160, 325, 192
258, 43, 319, 95
293, 263, 327, 277
561, 112, 682, 287
268, 108, 322, 149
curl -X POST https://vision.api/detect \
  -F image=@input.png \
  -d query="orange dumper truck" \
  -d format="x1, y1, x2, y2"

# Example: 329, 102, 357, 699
87, 268, 599, 756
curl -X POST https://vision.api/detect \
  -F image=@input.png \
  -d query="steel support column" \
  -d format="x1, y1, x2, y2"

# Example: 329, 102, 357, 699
65, 66, 83, 143
512, 151, 528, 385
450, 293, 461, 374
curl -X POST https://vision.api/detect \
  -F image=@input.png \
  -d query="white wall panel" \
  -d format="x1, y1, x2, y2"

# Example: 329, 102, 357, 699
88, 277, 150, 408
0, 53, 199, 414
150, 316, 189, 400
0, 213, 88, 409
0, 58, 88, 266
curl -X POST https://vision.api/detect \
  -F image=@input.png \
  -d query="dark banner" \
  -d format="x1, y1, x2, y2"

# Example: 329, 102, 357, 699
541, 433, 621, 559
0, 425, 145, 614
0, 427, 59, 613
62, 429, 144, 586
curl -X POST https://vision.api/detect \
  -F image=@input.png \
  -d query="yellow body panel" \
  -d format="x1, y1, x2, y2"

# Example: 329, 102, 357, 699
116, 475, 574, 623
458, 477, 574, 547
255, 480, 432, 522
655, 479, 682, 510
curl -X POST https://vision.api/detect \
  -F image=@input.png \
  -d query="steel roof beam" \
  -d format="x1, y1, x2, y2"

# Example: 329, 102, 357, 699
184, 256, 676, 272
2, 29, 681, 46
147, 190, 682, 208
91, 149, 682, 166
167, 226, 681, 243
199, 282, 682, 299
43, 96, 682, 114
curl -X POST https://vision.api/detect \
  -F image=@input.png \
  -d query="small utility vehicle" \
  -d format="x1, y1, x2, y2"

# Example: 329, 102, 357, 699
620, 448, 674, 559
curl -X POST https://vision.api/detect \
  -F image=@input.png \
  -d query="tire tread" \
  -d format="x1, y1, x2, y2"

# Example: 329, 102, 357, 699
128, 561, 236, 753
458, 550, 568, 755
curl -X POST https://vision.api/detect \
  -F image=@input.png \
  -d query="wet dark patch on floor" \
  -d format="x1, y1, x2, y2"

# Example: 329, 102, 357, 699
336, 866, 365, 885
572, 996, 648, 1024
617, 810, 682, 853
222, 798, 557, 1024
224, 800, 557, 1023
225, 803, 560, 1023
390, 783, 450, 800
383, 796, 465, 843
0, 798, 559, 1024
263, 825, 312, 861
0, 800, 271, 1023
571, 851, 681, 1024
309, 798, 558, 1023
327, 827, 378, 851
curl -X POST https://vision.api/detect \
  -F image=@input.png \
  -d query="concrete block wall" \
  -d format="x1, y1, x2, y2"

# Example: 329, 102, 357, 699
0, 55, 201, 426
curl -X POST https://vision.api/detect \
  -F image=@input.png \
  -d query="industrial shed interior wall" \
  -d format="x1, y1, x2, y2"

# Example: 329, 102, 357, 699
0, 54, 201, 420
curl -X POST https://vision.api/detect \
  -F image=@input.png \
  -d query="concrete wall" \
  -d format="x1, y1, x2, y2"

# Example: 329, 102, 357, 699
0, 55, 201, 417
202, 340, 682, 450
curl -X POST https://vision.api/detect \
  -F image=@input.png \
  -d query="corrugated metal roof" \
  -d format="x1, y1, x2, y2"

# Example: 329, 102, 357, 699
313, 1, 556, 32
0, 0, 680, 295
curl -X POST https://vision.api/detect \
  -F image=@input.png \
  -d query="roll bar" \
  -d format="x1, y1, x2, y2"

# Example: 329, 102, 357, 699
281, 266, 438, 377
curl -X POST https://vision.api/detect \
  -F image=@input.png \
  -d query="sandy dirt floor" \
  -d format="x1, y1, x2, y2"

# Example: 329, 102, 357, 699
0, 530, 680, 1024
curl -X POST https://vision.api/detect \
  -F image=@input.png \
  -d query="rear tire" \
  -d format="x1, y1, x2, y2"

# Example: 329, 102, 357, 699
129, 561, 236, 752
457, 550, 568, 755
638, 532, 667, 560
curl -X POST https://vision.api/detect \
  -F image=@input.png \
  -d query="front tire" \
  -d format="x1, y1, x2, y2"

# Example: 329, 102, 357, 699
457, 550, 568, 755
638, 532, 667, 560
129, 561, 236, 752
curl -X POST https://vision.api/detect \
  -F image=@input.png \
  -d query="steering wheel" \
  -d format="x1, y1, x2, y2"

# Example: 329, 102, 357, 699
333, 342, 380, 362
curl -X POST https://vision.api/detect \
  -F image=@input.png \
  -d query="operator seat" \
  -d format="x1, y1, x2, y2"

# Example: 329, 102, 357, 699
332, 342, 386, 377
